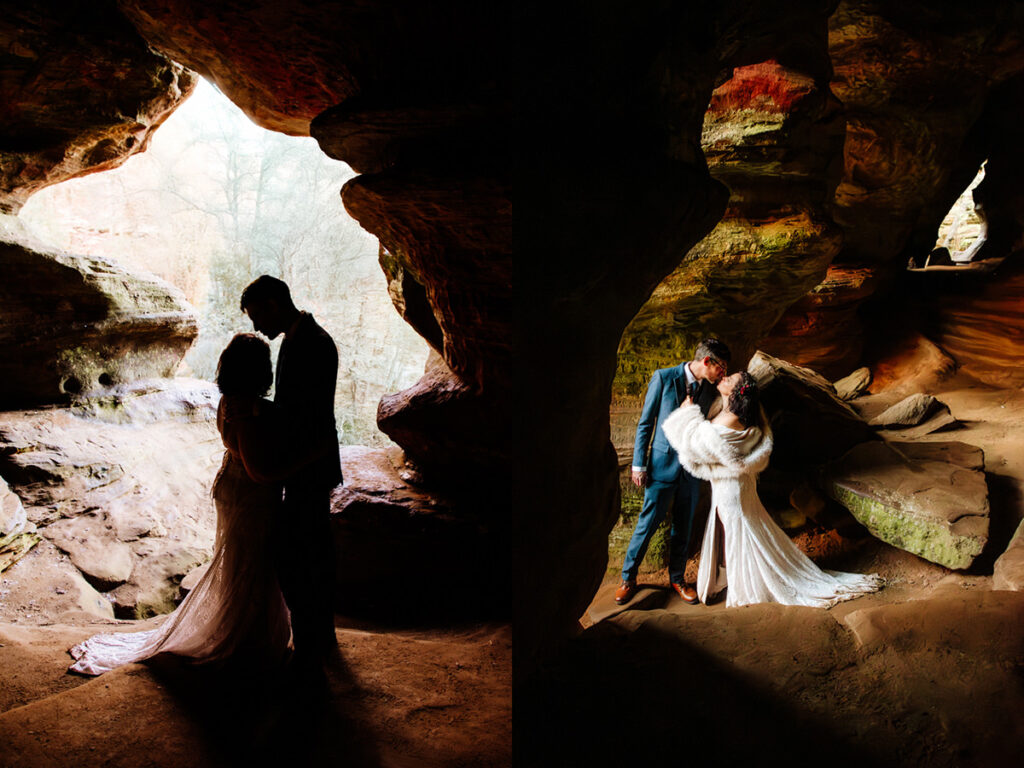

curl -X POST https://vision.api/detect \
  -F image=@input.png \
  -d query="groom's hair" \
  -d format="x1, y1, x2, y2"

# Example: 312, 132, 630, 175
240, 275, 294, 312
694, 337, 731, 366
216, 333, 273, 396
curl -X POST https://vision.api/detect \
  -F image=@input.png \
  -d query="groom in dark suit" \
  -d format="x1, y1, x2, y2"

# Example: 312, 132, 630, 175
242, 275, 343, 667
616, 338, 730, 605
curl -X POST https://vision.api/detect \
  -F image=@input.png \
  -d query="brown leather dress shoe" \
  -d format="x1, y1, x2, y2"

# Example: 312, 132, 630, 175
671, 582, 699, 605
614, 580, 637, 605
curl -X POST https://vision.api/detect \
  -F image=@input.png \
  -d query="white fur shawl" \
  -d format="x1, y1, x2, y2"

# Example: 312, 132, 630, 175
661, 402, 773, 481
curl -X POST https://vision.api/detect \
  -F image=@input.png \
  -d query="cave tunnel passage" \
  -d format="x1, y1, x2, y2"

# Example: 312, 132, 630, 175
19, 76, 431, 447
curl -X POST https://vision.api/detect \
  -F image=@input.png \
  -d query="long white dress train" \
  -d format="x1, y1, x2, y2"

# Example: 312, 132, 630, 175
661, 402, 881, 609
69, 400, 291, 676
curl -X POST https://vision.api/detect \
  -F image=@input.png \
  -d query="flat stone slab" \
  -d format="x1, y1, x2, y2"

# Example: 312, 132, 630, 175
823, 441, 989, 569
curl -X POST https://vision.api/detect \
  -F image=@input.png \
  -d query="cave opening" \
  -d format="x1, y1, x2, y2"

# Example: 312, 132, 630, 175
913, 160, 990, 269
19, 77, 431, 446
1, 76, 447, 629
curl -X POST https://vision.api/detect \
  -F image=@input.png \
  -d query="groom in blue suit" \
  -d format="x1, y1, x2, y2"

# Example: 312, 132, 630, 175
616, 338, 731, 605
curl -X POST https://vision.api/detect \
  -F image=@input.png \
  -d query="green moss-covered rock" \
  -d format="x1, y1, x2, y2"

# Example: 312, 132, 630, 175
612, 58, 844, 456
824, 441, 989, 569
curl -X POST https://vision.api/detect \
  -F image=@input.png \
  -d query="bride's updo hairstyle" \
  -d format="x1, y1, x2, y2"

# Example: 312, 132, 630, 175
216, 333, 273, 397
728, 371, 761, 428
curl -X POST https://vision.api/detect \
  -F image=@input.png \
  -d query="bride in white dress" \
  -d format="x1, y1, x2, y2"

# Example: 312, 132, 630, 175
661, 370, 881, 608
69, 334, 309, 675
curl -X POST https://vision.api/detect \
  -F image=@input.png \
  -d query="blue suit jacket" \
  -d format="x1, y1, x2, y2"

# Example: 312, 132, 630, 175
632, 363, 717, 484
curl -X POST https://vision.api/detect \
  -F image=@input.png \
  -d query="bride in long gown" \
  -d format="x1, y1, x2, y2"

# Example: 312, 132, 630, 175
661, 370, 881, 609
69, 334, 314, 676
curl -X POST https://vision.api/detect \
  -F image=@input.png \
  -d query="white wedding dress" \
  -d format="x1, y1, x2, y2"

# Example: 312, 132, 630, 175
662, 402, 881, 608
69, 398, 291, 676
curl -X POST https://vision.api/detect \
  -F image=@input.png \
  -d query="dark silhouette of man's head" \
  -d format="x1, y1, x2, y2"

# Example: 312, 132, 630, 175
241, 275, 298, 339
216, 333, 273, 397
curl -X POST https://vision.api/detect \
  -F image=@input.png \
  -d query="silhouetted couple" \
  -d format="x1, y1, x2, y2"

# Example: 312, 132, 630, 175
70, 276, 342, 679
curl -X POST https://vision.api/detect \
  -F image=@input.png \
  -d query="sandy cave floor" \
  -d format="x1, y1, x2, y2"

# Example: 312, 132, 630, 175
537, 372, 1024, 768
2, 372, 1024, 767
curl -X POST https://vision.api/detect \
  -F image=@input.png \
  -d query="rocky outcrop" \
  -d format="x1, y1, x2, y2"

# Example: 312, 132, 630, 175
0, 0, 195, 214
761, 266, 881, 378
0, 379, 221, 617
824, 441, 989, 569
0, 476, 39, 574
615, 52, 845, 409
868, 332, 959, 396
994, 519, 1024, 591
834, 366, 871, 401
0, 216, 197, 409
748, 351, 875, 474
331, 445, 498, 618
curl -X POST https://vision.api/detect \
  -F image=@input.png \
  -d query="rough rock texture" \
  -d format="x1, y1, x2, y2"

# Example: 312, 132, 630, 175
0, 1, 196, 214
331, 444, 495, 620
762, 266, 882, 378
765, 2, 1024, 374
868, 331, 959, 396
0, 379, 221, 617
615, 52, 844, 414
0, 476, 39, 574
0, 215, 198, 409
926, 258, 1024, 387
868, 393, 942, 427
0, 539, 115, 622
834, 366, 871, 401
994, 519, 1024, 591
749, 351, 875, 474
824, 441, 989, 569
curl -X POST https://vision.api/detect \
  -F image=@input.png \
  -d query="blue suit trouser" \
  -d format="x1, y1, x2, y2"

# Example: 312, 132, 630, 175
621, 472, 701, 585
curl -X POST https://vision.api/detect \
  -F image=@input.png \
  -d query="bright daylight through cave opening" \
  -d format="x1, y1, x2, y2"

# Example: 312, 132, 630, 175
19, 77, 429, 446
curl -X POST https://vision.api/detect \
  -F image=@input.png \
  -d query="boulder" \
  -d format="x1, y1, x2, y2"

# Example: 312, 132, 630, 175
0, 539, 114, 622
994, 519, 1024, 591
0, 379, 220, 617
834, 367, 872, 401
43, 514, 134, 591
748, 351, 876, 474
0, 476, 39, 574
0, 216, 198, 409
823, 441, 989, 569
868, 393, 943, 427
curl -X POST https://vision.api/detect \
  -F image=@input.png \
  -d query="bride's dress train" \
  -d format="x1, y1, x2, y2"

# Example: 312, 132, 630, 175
662, 402, 881, 609
69, 452, 290, 676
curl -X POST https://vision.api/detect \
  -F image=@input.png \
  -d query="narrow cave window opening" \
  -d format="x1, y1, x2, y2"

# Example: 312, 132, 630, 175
915, 160, 988, 269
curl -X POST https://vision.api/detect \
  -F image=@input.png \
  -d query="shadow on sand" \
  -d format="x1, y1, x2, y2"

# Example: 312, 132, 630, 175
516, 618, 898, 768
145, 644, 383, 767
